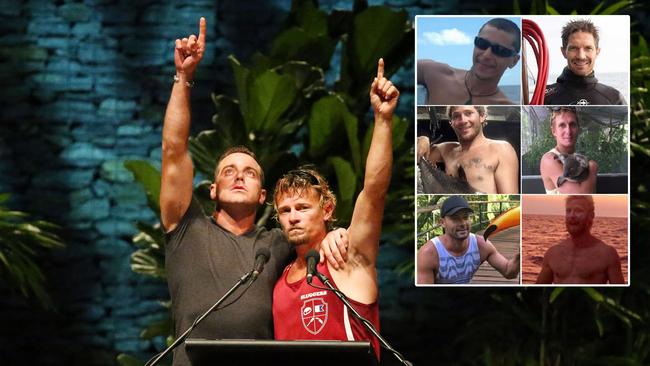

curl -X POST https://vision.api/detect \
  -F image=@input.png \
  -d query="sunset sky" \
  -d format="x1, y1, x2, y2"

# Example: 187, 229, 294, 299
523, 195, 628, 217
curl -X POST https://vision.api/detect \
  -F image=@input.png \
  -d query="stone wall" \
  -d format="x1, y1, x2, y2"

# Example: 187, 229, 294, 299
0, 1, 467, 365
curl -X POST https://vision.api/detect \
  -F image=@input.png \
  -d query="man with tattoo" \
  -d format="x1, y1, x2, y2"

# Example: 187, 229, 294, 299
416, 106, 519, 194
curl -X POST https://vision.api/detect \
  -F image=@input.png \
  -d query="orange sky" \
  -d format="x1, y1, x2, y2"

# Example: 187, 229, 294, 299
523, 195, 628, 217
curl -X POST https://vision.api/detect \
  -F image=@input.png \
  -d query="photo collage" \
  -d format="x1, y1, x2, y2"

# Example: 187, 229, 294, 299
415, 15, 630, 286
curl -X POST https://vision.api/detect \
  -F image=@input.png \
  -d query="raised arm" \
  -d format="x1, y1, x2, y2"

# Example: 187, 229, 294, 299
347, 58, 399, 265
160, 17, 207, 232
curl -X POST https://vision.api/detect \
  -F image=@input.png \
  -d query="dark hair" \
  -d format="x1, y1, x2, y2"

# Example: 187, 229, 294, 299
479, 18, 521, 53
447, 105, 487, 119
214, 146, 265, 185
562, 19, 599, 49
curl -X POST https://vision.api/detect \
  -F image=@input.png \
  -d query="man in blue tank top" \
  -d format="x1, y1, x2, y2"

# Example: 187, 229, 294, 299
416, 196, 520, 284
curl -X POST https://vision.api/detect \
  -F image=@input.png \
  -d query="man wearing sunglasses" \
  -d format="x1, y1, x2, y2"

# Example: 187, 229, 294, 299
160, 18, 348, 366
544, 19, 626, 105
418, 18, 521, 105
272, 59, 399, 361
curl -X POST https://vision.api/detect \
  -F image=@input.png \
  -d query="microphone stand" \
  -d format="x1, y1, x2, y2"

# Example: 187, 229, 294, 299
145, 270, 254, 366
315, 271, 413, 366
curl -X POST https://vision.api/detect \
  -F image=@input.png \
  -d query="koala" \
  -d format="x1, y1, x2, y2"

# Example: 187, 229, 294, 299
553, 152, 589, 187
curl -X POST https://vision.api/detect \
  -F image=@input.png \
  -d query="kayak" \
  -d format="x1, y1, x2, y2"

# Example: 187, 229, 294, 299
483, 206, 520, 240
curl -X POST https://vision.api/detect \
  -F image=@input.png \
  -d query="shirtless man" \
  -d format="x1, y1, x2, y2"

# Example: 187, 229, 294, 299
540, 107, 598, 194
418, 18, 520, 105
416, 106, 519, 194
416, 195, 520, 284
536, 195, 624, 284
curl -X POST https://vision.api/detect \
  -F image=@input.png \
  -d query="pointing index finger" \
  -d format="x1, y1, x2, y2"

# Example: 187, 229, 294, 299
198, 17, 206, 44
377, 58, 384, 79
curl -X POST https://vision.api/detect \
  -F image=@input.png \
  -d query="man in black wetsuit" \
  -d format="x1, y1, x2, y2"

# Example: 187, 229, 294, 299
544, 19, 626, 105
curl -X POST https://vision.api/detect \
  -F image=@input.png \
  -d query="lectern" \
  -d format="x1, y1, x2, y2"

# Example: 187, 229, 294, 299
185, 339, 378, 366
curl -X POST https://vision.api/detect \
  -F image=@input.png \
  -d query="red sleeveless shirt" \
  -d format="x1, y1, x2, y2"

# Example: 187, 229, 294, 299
272, 261, 380, 359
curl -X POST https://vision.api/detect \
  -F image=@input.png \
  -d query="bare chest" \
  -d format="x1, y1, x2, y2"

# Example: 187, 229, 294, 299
444, 149, 498, 190
550, 247, 609, 283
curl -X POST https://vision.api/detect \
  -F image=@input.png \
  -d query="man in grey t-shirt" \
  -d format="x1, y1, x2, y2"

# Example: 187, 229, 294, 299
160, 18, 348, 366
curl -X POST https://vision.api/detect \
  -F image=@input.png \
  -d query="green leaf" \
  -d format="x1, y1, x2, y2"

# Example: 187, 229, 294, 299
328, 156, 357, 223
116, 354, 145, 366
350, 7, 408, 82
328, 157, 357, 203
124, 160, 161, 218
598, 0, 633, 15
549, 287, 565, 303
229, 55, 250, 122
271, 28, 336, 69
308, 95, 356, 158
546, 4, 560, 15
131, 249, 166, 279
246, 70, 299, 131
140, 317, 172, 340
276, 61, 325, 98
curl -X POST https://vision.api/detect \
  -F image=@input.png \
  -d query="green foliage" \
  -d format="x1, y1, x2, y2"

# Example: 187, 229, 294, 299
522, 115, 628, 175
119, 1, 414, 364
416, 195, 518, 248
0, 193, 64, 309
190, 1, 414, 234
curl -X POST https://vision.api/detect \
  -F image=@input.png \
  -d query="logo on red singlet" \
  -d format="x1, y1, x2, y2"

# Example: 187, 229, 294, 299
301, 298, 328, 334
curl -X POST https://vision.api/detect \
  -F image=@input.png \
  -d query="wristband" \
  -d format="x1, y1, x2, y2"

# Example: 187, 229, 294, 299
173, 74, 195, 88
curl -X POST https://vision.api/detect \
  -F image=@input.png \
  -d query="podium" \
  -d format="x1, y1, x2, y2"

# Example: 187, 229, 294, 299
186, 339, 378, 366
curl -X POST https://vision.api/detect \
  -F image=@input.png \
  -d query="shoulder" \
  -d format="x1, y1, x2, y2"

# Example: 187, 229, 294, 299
488, 139, 515, 152
475, 234, 495, 253
595, 238, 619, 257
436, 141, 460, 151
540, 152, 559, 170
417, 240, 439, 267
418, 240, 437, 257
544, 242, 567, 258
594, 83, 625, 104
544, 83, 559, 96
418, 59, 454, 75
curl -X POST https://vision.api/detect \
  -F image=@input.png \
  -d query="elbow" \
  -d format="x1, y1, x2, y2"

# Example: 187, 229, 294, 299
162, 137, 188, 159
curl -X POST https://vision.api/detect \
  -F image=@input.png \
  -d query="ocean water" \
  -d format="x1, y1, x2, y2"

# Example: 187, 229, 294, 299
416, 84, 521, 105
527, 72, 629, 103
521, 215, 628, 284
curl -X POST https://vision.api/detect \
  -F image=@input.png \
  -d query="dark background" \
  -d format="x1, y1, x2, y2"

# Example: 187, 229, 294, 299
1, 1, 648, 365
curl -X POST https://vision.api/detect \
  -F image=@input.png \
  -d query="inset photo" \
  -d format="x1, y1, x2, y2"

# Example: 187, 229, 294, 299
521, 106, 628, 194
416, 16, 522, 105
522, 15, 629, 105
416, 194, 521, 286
521, 194, 628, 285
417, 105, 521, 194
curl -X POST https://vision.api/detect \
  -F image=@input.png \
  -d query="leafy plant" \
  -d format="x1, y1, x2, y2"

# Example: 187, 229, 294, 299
0, 193, 64, 309
118, 1, 414, 364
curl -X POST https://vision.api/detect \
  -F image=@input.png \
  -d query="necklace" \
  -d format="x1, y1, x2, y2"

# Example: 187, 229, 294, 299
464, 71, 499, 104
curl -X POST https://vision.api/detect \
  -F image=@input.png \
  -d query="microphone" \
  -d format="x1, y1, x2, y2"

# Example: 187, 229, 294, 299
305, 249, 320, 284
251, 247, 271, 280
